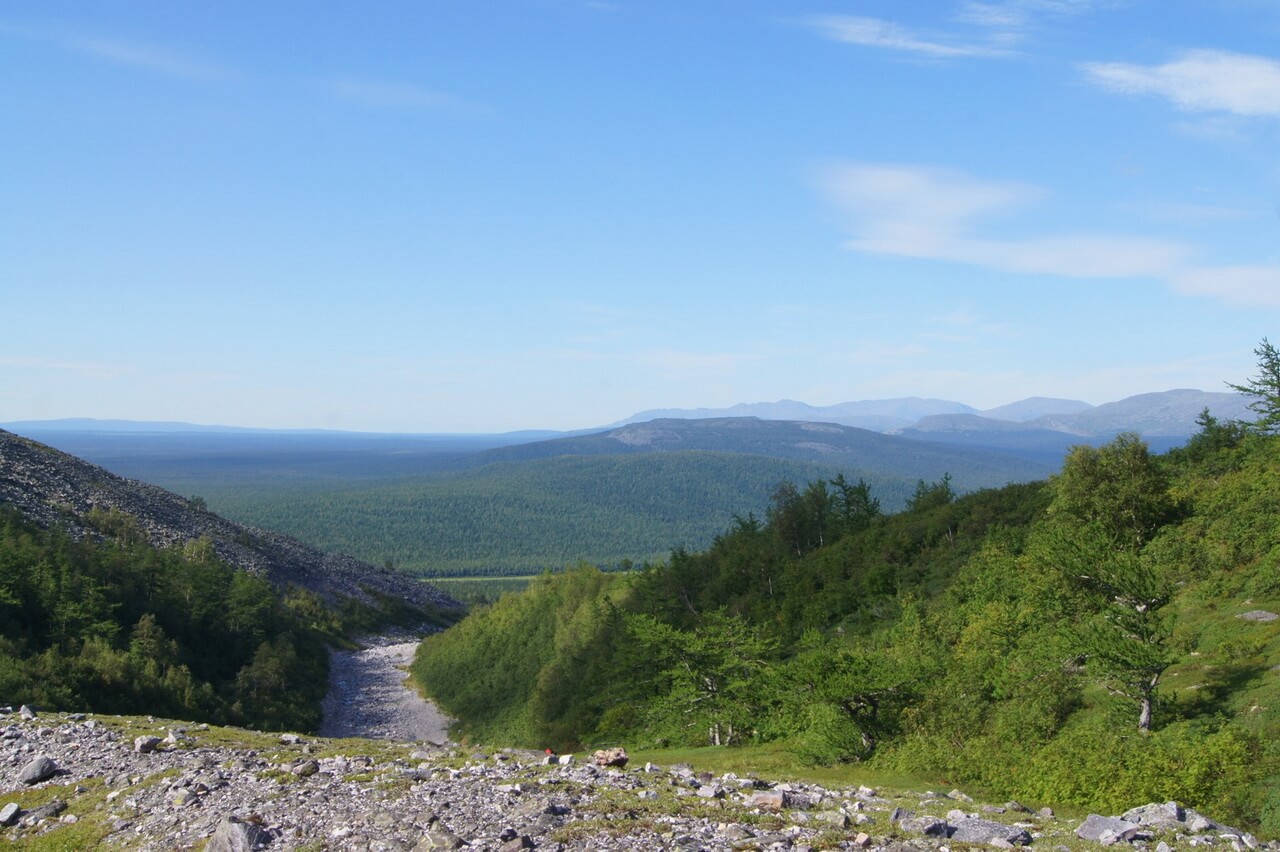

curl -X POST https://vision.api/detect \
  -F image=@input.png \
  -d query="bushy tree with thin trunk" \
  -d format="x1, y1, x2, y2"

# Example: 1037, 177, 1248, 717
1043, 433, 1176, 732
1228, 337, 1280, 434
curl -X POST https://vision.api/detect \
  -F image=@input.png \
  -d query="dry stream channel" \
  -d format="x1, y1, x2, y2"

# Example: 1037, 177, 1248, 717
318, 637, 452, 744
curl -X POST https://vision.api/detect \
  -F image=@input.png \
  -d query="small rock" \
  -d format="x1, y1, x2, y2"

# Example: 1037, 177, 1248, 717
416, 819, 464, 849
206, 816, 268, 852
292, 759, 320, 777
747, 790, 785, 811
1188, 814, 1218, 833
890, 807, 915, 822
951, 818, 1033, 846
696, 784, 725, 799
133, 736, 162, 754
280, 733, 305, 745
557, 754, 574, 766
813, 810, 849, 828
900, 817, 950, 836
19, 755, 58, 785
18, 705, 36, 720
1124, 801, 1185, 826
592, 747, 629, 768
1038, 806, 1055, 819
1238, 610, 1279, 622
948, 789, 975, 803
0, 803, 21, 826
168, 789, 199, 807
853, 832, 872, 847
1076, 814, 1141, 844
23, 799, 67, 823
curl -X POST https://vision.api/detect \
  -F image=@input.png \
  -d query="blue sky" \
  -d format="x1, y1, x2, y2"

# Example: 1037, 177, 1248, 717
3, 0, 1278, 432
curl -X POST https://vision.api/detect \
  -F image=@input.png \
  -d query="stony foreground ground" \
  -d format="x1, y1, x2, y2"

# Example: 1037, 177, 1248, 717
1, 705, 1271, 851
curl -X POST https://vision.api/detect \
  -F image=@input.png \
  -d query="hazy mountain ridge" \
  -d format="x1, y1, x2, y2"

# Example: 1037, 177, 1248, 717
617, 388, 1249, 438
621, 397, 979, 431
0, 428, 459, 610
469, 416, 1054, 489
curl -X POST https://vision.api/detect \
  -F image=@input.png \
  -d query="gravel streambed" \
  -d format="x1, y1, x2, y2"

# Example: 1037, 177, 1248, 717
319, 638, 453, 743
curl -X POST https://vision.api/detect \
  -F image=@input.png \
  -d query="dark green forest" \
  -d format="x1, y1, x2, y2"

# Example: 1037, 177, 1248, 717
0, 507, 417, 732
192, 453, 882, 575
412, 349, 1280, 833
42, 418, 1050, 577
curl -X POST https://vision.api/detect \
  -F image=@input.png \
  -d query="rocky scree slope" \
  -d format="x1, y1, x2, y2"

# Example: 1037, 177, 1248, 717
0, 429, 459, 611
1, 708, 1265, 851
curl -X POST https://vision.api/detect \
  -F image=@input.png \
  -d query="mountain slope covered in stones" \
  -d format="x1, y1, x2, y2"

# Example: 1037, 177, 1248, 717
0, 428, 458, 612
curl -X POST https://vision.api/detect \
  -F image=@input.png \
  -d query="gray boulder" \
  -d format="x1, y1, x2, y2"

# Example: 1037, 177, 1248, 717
1076, 814, 1141, 844
747, 790, 786, 811
950, 817, 1033, 846
0, 803, 21, 826
133, 735, 162, 754
205, 816, 268, 852
1122, 801, 1184, 827
22, 799, 67, 824
899, 816, 950, 837
18, 755, 57, 785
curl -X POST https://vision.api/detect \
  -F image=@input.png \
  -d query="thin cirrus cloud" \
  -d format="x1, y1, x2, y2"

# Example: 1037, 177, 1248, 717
956, 0, 1104, 30
0, 22, 236, 80
806, 2, 1109, 58
821, 161, 1280, 307
330, 78, 485, 114
65, 33, 236, 80
805, 15, 1013, 59
1082, 49, 1280, 117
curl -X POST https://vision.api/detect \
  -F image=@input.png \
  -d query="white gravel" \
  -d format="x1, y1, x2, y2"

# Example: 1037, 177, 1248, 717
319, 639, 453, 743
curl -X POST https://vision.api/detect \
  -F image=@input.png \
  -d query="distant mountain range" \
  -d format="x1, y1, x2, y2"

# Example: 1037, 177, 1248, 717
619, 389, 1250, 437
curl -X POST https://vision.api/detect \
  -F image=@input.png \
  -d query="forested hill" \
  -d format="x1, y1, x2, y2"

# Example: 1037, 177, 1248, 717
412, 411, 1280, 834
0, 429, 459, 610
468, 417, 1054, 486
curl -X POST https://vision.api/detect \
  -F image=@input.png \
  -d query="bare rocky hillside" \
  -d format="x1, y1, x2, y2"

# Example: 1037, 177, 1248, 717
0, 429, 459, 612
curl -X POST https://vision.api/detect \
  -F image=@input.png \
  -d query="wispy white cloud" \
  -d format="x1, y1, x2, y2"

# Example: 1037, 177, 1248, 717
808, 2, 1112, 58
1124, 200, 1259, 224
66, 34, 235, 80
1172, 265, 1280, 307
0, 22, 235, 80
331, 77, 484, 114
821, 162, 1187, 279
958, 0, 1111, 28
1082, 49, 1280, 117
820, 162, 1280, 309
806, 15, 1012, 59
